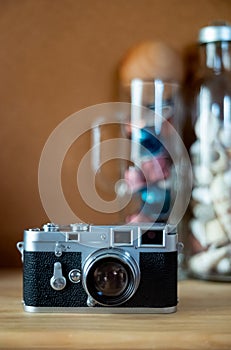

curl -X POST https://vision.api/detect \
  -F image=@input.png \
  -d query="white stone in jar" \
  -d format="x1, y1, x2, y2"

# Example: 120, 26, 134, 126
190, 140, 200, 164
193, 165, 213, 185
195, 113, 220, 142
219, 124, 231, 149
190, 219, 207, 247
224, 169, 231, 187
188, 244, 231, 276
192, 186, 212, 204
205, 218, 227, 245
210, 174, 231, 239
192, 203, 215, 222
210, 174, 230, 202
216, 257, 231, 274
211, 198, 231, 240
213, 198, 231, 216
210, 146, 228, 174
218, 214, 231, 241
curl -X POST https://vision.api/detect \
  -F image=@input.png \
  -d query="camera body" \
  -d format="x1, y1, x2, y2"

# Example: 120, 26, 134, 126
17, 222, 178, 313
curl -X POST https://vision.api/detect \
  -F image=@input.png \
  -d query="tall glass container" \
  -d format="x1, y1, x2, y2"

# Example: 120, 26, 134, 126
120, 79, 191, 231
187, 23, 231, 281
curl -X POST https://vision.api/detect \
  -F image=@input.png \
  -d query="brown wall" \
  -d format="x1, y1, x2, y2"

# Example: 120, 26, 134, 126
1, 0, 231, 267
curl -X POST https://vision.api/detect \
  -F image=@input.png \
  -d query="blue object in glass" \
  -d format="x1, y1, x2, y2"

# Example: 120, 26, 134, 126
139, 127, 164, 155
140, 185, 171, 216
147, 99, 174, 113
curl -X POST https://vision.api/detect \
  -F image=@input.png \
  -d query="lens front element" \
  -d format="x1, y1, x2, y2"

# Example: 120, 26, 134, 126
94, 261, 128, 297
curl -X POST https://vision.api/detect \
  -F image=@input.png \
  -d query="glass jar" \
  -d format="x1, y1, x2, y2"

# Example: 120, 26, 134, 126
187, 23, 231, 281
119, 79, 191, 230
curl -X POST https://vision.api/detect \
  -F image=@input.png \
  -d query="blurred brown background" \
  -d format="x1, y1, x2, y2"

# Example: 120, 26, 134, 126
1, 0, 231, 267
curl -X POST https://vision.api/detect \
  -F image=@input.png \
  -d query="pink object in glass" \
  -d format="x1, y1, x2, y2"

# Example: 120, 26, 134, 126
125, 167, 145, 192
126, 212, 151, 223
141, 156, 170, 183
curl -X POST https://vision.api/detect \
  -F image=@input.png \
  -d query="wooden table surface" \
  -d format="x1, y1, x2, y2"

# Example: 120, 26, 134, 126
0, 269, 231, 350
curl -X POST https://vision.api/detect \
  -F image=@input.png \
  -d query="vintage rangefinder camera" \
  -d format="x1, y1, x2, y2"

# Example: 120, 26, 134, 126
17, 222, 178, 313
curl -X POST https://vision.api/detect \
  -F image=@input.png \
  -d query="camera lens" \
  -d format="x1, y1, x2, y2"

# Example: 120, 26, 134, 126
93, 261, 128, 297
83, 249, 140, 306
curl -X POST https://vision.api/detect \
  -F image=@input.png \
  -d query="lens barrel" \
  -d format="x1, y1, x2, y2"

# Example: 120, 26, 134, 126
82, 249, 140, 306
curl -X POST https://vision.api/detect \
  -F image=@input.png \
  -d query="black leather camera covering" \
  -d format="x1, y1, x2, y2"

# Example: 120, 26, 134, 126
23, 251, 177, 308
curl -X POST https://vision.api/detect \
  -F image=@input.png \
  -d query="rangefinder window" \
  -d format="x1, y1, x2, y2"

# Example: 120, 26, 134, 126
113, 230, 132, 245
140, 229, 164, 246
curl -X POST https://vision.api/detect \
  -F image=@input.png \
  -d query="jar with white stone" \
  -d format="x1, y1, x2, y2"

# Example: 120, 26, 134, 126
188, 22, 231, 281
